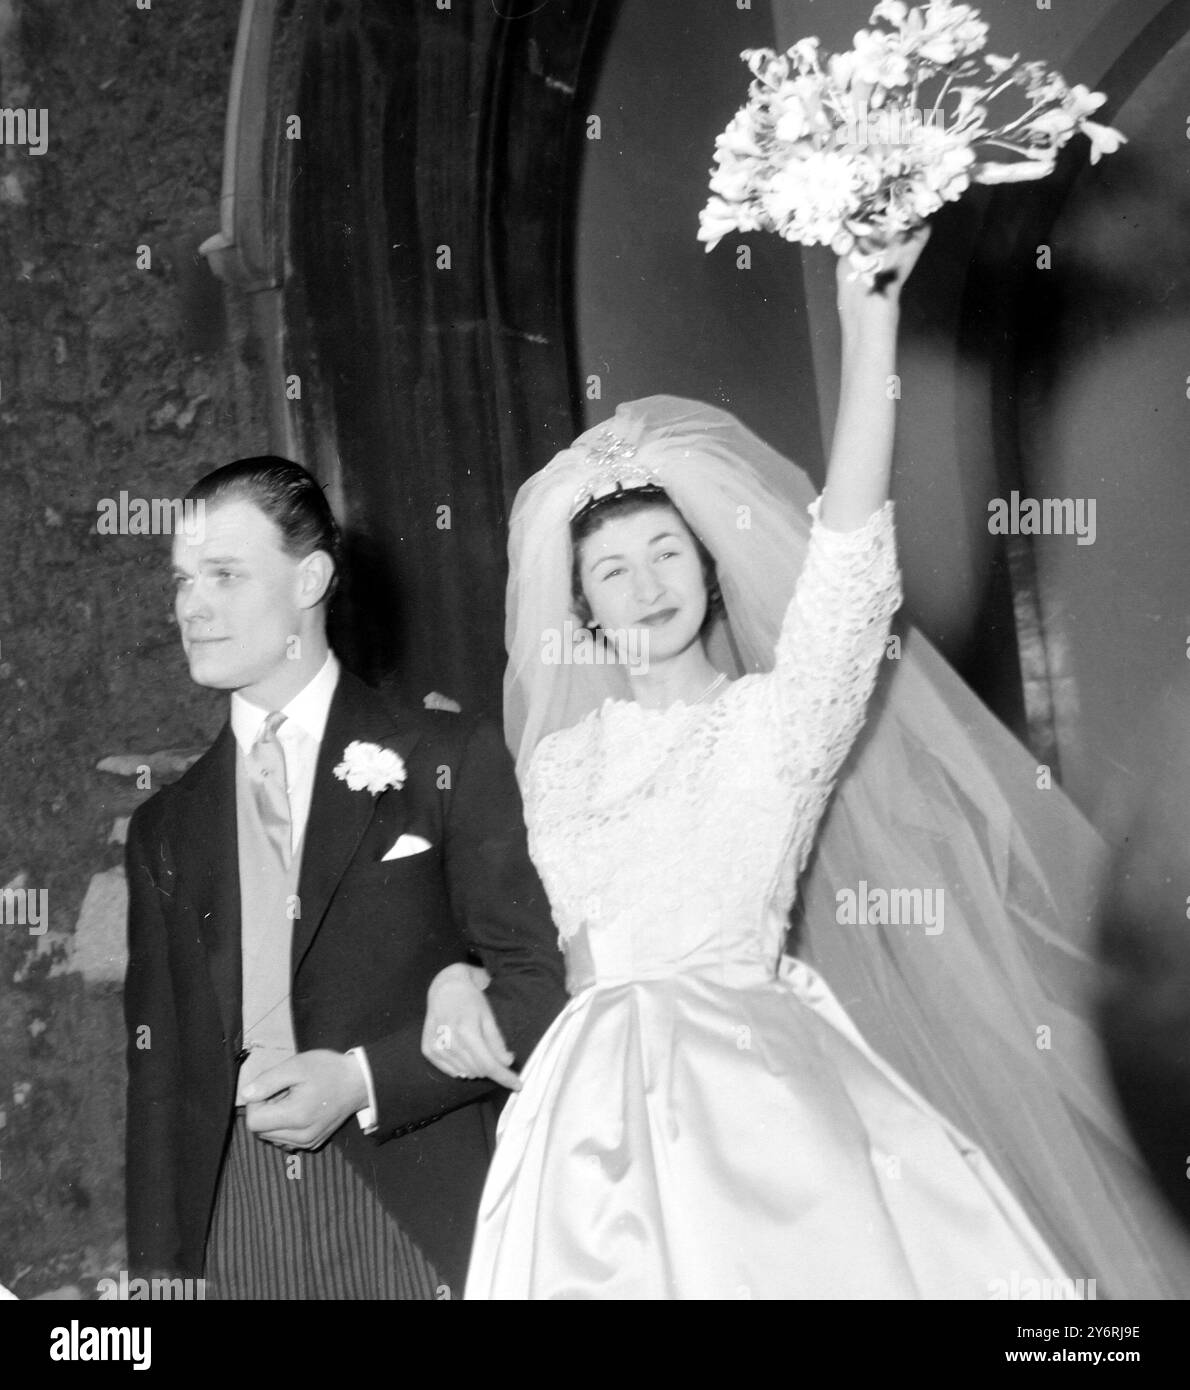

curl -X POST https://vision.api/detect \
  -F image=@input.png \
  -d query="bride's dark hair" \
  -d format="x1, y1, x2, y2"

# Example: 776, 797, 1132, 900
568, 486, 722, 628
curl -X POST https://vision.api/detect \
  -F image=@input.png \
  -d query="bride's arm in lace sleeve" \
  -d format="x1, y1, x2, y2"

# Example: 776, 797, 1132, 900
771, 232, 928, 786
820, 228, 928, 529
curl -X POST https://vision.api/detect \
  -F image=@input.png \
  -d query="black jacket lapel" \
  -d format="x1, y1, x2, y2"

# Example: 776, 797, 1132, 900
294, 670, 421, 971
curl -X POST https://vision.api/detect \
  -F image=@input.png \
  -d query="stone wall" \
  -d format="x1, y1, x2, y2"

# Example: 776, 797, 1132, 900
0, 0, 264, 1296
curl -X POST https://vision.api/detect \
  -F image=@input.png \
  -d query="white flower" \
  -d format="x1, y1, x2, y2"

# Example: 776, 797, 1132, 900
973, 156, 1055, 184
708, 158, 754, 202
744, 47, 788, 86
871, 1, 909, 27
1018, 61, 1067, 104
790, 37, 822, 71
698, 195, 747, 250
715, 109, 763, 158
1063, 83, 1107, 120
1083, 119, 1126, 164
827, 49, 860, 91
918, 1, 988, 63
908, 126, 975, 200
773, 89, 814, 143
984, 52, 1018, 77
1026, 106, 1080, 144
774, 107, 810, 144
852, 28, 913, 88
914, 32, 962, 67
767, 149, 882, 246
333, 740, 407, 795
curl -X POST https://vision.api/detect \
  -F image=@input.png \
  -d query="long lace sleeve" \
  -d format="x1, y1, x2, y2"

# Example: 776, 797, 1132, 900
769, 497, 901, 787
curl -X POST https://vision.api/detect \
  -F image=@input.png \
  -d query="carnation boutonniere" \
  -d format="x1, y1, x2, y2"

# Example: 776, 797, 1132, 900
333, 740, 406, 795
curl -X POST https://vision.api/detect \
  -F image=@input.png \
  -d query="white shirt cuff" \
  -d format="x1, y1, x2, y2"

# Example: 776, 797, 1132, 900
347, 1046, 378, 1134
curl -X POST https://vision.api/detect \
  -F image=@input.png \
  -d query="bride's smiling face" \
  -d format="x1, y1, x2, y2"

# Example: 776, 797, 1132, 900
575, 503, 711, 662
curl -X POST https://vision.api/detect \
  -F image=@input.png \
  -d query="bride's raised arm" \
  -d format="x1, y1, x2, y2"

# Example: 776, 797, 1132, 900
818, 228, 929, 532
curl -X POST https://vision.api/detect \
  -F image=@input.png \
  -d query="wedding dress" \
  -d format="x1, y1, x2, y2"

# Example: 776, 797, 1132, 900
468, 503, 1071, 1298
465, 397, 1190, 1300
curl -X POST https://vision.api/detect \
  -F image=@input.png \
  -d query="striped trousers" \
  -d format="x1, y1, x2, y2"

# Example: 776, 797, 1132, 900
204, 1114, 443, 1299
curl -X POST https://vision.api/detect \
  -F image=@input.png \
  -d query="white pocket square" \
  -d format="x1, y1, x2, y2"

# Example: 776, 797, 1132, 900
382, 833, 433, 861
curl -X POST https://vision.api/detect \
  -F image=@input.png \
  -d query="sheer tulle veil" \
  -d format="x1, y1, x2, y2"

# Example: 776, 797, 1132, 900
503, 395, 1190, 1298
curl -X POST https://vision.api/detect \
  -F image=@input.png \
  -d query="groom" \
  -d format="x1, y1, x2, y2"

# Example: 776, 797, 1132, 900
124, 456, 566, 1298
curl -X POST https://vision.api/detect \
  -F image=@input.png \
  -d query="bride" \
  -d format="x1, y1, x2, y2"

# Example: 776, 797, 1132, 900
423, 233, 1190, 1299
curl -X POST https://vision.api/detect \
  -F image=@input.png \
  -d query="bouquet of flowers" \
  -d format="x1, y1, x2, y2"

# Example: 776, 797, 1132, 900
698, 0, 1126, 281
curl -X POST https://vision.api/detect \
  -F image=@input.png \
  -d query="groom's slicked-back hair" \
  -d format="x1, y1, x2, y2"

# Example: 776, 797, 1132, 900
185, 456, 343, 598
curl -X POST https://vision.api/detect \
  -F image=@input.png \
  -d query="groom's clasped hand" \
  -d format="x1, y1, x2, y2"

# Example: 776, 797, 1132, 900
239, 1049, 370, 1151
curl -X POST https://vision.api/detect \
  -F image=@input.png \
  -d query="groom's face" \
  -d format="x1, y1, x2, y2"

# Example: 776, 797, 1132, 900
171, 497, 307, 698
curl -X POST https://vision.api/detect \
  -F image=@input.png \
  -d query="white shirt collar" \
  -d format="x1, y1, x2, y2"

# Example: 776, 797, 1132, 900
230, 652, 341, 753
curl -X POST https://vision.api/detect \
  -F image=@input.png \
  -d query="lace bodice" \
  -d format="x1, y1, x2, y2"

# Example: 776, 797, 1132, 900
524, 499, 902, 993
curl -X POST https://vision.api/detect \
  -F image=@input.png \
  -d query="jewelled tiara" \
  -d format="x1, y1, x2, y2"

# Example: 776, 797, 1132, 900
568, 430, 662, 521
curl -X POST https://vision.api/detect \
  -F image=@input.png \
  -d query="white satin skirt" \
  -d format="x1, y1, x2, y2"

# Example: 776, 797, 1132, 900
464, 960, 1073, 1300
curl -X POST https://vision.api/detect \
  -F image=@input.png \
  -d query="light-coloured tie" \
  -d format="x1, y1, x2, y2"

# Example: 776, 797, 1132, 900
250, 711, 291, 866
238, 710, 298, 1098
